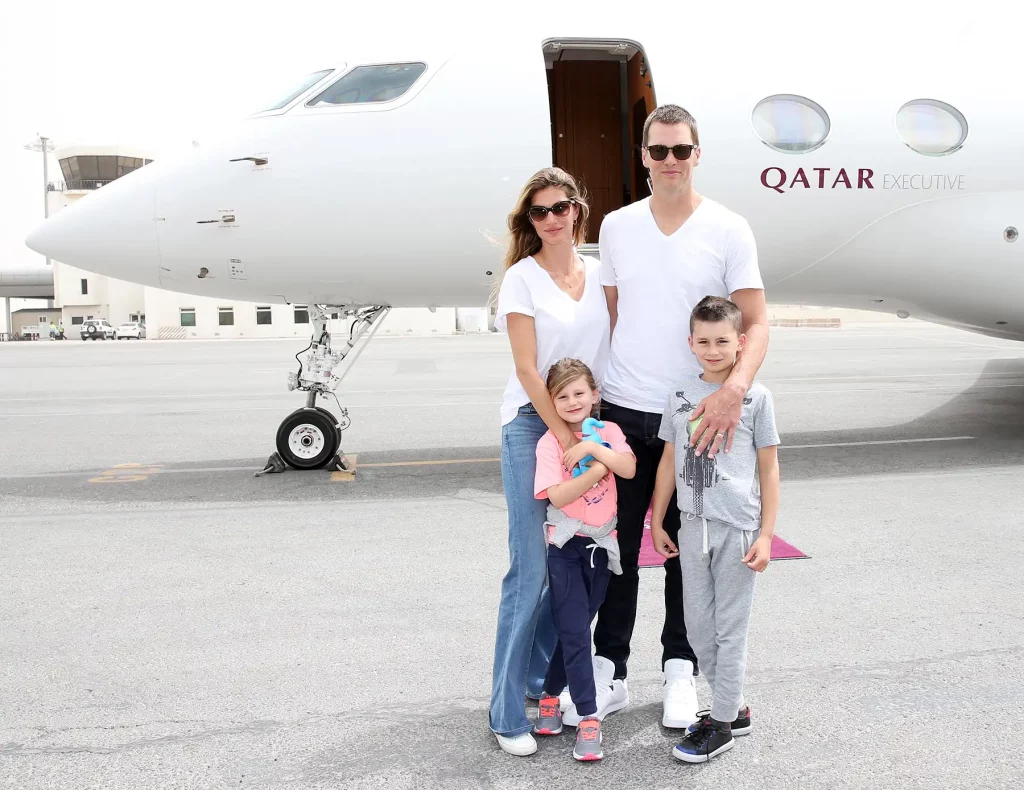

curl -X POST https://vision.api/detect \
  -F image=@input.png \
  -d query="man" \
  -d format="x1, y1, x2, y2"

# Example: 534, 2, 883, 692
565, 104, 769, 729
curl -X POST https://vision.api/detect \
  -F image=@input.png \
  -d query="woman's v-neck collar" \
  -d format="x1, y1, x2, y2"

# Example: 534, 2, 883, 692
529, 254, 588, 304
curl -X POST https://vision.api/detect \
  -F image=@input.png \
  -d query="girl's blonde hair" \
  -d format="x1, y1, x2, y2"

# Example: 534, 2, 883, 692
489, 167, 590, 306
546, 358, 600, 417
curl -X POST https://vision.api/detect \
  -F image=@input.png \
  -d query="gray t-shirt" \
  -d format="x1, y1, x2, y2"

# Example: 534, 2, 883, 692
658, 375, 781, 530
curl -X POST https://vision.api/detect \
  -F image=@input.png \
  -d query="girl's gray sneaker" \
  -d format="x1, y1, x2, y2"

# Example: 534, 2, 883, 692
573, 717, 603, 761
534, 695, 563, 735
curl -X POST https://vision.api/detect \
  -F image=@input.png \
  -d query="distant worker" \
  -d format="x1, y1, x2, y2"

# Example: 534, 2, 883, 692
49, 321, 56, 340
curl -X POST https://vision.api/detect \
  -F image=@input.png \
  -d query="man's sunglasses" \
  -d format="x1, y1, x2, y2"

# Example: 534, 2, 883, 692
645, 144, 697, 161
528, 200, 575, 221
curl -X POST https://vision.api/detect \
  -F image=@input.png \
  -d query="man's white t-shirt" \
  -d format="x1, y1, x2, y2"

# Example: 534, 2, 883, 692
599, 197, 763, 414
495, 255, 610, 426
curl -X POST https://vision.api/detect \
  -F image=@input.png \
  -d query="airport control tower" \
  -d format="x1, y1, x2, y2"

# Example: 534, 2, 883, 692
1, 145, 156, 337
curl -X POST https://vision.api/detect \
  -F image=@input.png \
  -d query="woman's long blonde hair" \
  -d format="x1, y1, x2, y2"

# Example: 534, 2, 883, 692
489, 167, 591, 306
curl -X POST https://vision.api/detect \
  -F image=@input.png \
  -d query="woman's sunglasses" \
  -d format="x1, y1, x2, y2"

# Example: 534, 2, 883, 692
528, 200, 575, 221
645, 144, 697, 161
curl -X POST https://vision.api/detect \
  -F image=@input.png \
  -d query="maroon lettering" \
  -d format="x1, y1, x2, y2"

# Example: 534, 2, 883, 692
789, 168, 810, 189
761, 167, 786, 194
858, 168, 874, 189
814, 167, 829, 188
832, 168, 852, 189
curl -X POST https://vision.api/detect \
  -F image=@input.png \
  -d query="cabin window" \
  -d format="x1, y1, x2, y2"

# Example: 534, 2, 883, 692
896, 99, 967, 156
306, 63, 426, 107
180, 308, 196, 327
218, 307, 234, 326
256, 306, 272, 325
751, 95, 830, 153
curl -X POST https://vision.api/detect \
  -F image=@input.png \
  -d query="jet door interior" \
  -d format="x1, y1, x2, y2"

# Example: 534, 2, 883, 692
543, 40, 657, 240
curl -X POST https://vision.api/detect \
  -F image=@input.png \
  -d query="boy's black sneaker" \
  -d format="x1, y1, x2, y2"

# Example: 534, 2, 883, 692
687, 707, 751, 737
673, 717, 734, 763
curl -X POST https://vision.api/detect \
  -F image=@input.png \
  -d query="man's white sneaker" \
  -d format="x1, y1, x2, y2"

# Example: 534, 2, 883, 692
494, 732, 537, 756
662, 658, 700, 729
558, 687, 573, 712
562, 655, 630, 726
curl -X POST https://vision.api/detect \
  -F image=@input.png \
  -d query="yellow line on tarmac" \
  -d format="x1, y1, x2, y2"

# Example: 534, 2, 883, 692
329, 456, 500, 481
360, 458, 500, 469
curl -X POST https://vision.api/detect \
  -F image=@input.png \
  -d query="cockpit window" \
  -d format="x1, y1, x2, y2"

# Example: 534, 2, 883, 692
259, 69, 334, 112
306, 63, 427, 107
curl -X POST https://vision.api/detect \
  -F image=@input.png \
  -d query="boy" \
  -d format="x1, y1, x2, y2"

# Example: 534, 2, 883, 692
649, 295, 781, 763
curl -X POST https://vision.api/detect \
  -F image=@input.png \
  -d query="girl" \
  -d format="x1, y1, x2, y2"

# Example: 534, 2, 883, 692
489, 168, 611, 756
532, 359, 636, 762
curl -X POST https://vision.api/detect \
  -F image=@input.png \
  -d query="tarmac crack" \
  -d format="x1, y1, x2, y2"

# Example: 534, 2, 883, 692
0, 700, 481, 757
1, 717, 305, 756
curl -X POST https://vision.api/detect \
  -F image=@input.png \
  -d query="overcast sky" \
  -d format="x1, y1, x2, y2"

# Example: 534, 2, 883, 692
0, 0, 451, 290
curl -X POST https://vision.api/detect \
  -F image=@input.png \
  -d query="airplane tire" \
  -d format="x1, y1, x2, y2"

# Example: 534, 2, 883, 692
275, 408, 340, 470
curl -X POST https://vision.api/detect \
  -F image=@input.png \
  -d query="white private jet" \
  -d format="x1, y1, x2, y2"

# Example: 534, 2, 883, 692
24, 19, 1024, 471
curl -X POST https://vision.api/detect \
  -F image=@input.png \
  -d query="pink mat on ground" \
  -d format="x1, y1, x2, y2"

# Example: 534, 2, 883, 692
637, 507, 809, 567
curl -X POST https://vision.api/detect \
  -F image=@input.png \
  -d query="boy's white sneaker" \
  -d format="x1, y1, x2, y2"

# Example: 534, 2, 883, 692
662, 659, 700, 729
494, 732, 537, 756
562, 655, 630, 726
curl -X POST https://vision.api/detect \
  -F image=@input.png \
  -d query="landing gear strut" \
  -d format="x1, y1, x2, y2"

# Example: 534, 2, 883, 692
256, 304, 390, 476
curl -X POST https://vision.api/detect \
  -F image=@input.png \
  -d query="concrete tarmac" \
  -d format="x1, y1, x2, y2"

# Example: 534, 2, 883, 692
2, 323, 1023, 789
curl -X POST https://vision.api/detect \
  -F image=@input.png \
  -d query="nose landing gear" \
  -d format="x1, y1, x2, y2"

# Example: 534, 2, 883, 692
256, 304, 389, 477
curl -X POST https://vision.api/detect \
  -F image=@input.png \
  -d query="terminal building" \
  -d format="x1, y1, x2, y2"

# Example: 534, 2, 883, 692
2, 144, 490, 340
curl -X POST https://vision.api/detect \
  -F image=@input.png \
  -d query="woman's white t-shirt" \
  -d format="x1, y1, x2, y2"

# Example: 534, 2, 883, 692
495, 254, 610, 426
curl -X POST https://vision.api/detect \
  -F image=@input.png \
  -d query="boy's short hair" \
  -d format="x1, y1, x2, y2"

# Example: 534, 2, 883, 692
689, 295, 744, 335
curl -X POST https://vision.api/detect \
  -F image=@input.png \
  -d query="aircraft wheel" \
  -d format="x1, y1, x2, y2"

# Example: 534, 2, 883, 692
275, 408, 340, 470
313, 406, 342, 430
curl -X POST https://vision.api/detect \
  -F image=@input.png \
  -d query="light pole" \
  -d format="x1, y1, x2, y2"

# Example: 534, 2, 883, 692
23, 135, 57, 267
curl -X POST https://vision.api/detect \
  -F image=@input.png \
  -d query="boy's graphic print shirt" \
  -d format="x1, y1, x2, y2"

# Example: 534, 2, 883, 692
658, 375, 781, 530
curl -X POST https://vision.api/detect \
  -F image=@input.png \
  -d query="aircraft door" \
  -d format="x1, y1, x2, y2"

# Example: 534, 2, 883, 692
543, 40, 657, 239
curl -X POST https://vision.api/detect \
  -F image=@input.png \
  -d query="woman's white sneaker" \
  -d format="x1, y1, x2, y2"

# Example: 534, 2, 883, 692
662, 659, 700, 728
494, 732, 538, 756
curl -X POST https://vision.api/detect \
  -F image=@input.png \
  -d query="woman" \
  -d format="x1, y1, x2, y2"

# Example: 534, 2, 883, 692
489, 168, 611, 755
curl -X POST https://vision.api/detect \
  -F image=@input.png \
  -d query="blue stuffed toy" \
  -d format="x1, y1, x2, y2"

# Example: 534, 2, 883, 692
571, 417, 612, 477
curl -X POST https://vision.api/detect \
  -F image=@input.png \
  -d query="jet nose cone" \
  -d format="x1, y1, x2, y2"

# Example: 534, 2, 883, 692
24, 167, 160, 283
23, 223, 49, 257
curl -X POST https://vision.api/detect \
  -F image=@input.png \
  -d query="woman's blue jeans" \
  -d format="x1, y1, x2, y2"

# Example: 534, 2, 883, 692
488, 405, 557, 737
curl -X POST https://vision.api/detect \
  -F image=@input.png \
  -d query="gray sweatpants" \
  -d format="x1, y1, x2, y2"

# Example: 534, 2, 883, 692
678, 514, 758, 723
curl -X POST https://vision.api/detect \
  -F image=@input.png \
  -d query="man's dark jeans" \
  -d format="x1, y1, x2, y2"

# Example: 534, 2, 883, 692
592, 399, 698, 679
